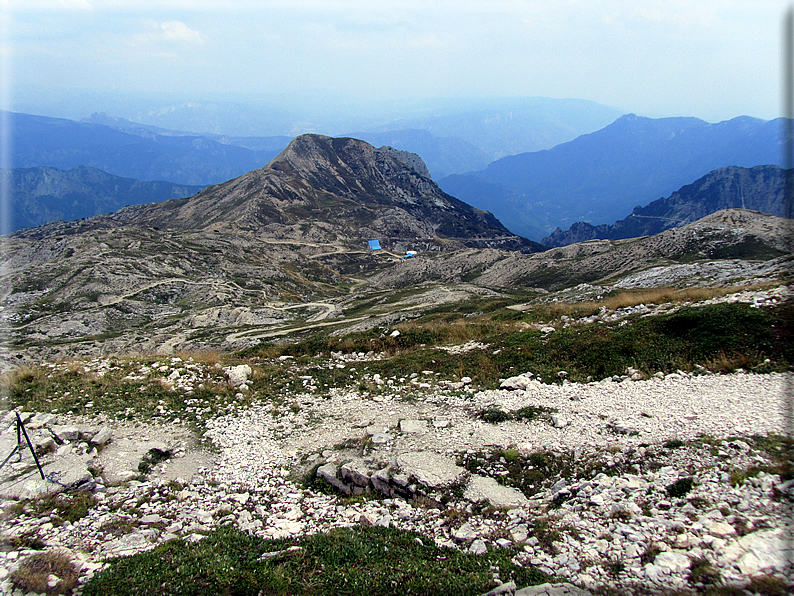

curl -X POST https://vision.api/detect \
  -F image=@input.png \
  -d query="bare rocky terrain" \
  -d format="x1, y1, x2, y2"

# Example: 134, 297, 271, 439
0, 333, 791, 594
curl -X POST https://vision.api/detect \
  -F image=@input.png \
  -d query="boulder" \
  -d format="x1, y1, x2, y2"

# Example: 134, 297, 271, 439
0, 453, 94, 499
723, 528, 789, 576
500, 375, 532, 391
224, 364, 252, 387
653, 551, 691, 574
340, 460, 371, 487
316, 463, 351, 496
50, 425, 80, 442
464, 475, 529, 508
90, 427, 113, 447
395, 451, 468, 489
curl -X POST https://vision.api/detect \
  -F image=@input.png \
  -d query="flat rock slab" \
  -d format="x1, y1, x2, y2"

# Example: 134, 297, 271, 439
0, 453, 94, 499
464, 474, 530, 508
395, 451, 467, 489
399, 420, 428, 434
98, 533, 155, 560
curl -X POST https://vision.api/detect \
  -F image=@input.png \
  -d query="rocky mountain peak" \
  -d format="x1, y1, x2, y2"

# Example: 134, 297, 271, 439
266, 133, 435, 204
15, 133, 540, 253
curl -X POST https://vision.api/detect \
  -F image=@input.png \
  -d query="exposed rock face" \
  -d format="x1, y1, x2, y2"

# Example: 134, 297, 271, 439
542, 165, 790, 247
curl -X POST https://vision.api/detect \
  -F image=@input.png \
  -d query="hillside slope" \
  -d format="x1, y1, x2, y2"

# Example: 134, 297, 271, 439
542, 165, 790, 247
439, 115, 784, 240
6, 165, 204, 232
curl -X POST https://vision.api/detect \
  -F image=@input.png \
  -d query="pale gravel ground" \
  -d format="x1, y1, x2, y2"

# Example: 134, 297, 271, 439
204, 372, 793, 486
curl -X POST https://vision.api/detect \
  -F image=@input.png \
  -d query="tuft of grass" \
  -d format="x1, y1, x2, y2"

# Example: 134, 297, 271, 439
477, 405, 556, 424
744, 574, 790, 596
10, 550, 79, 595
688, 556, 720, 586
640, 543, 663, 566
13, 490, 98, 523
83, 525, 549, 596
666, 477, 694, 499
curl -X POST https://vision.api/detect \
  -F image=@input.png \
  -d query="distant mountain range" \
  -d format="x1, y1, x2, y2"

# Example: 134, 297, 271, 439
6, 165, 204, 232
357, 97, 625, 161
541, 165, 790, 247
9, 112, 287, 186
42, 95, 623, 160
11, 96, 626, 183
439, 114, 785, 240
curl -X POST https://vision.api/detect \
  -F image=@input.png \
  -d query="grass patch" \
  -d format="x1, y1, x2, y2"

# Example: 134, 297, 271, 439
11, 490, 98, 523
666, 477, 695, 499
477, 405, 556, 424
10, 549, 79, 595
83, 525, 548, 596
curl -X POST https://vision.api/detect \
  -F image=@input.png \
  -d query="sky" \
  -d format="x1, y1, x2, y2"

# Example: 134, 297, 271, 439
1, 1, 792, 125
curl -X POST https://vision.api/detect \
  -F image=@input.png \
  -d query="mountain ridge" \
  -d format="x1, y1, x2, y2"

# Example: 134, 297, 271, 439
439, 114, 784, 240
541, 165, 790, 247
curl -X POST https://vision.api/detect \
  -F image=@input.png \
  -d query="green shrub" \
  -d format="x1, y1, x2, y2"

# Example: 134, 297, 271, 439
83, 526, 548, 596
666, 477, 694, 498
478, 406, 511, 423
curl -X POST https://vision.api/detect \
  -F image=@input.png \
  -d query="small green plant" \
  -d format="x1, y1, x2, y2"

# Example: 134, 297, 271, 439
500, 448, 520, 463
640, 543, 662, 566
666, 476, 694, 498
688, 556, 720, 586
138, 448, 172, 475
478, 406, 511, 423
663, 439, 685, 449
603, 559, 625, 577
478, 405, 555, 424
531, 517, 562, 554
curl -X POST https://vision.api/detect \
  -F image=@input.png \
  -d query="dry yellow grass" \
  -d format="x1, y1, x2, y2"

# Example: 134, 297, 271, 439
175, 349, 224, 366
544, 283, 778, 321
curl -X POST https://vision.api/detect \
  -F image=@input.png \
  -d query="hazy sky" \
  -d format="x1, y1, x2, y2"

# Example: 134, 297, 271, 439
3, 1, 791, 122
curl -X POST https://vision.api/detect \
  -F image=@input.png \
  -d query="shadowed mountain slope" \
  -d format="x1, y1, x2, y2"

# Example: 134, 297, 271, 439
542, 165, 789, 247
439, 115, 784, 240
6, 165, 204, 232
